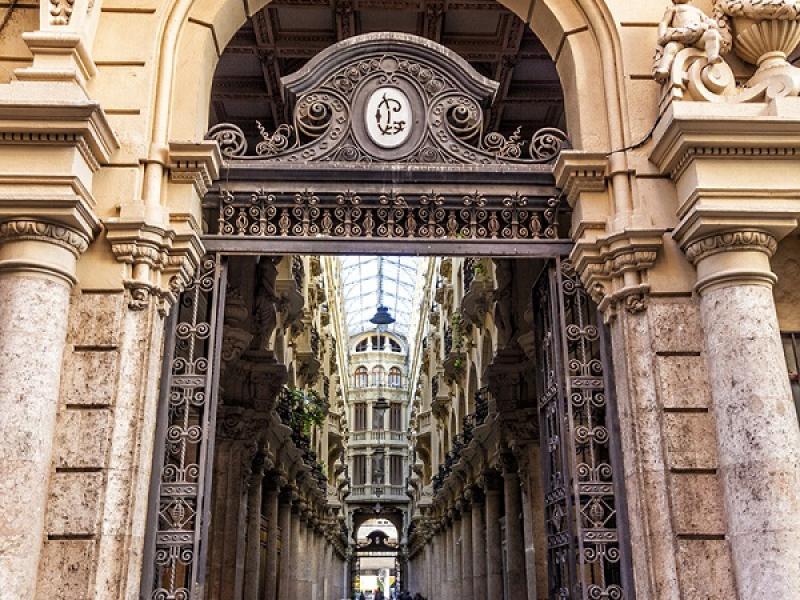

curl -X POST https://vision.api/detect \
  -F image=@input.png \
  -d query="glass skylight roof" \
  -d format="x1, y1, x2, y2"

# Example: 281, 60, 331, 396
339, 256, 427, 339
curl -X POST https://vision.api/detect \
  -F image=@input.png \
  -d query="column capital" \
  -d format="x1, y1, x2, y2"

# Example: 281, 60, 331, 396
0, 219, 91, 284
683, 229, 778, 293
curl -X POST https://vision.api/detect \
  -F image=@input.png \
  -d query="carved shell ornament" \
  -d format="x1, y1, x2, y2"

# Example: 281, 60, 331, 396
207, 33, 568, 165
655, 0, 800, 102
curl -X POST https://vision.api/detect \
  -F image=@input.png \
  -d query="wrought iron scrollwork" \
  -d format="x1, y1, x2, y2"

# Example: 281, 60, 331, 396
534, 259, 629, 600
145, 255, 227, 600
211, 189, 561, 242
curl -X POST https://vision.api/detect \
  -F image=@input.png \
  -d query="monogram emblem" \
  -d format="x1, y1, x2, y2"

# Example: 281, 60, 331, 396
365, 87, 413, 149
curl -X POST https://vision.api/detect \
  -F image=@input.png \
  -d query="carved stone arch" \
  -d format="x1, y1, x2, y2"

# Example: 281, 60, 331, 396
165, 0, 619, 152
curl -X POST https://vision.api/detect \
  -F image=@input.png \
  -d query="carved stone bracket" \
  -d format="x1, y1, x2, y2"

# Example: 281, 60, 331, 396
168, 141, 222, 198
105, 220, 203, 313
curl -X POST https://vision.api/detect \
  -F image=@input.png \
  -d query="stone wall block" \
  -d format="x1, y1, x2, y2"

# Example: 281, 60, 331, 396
647, 301, 704, 354
675, 539, 737, 600
663, 412, 718, 470
54, 408, 112, 469
669, 472, 725, 535
67, 292, 125, 348
60, 350, 120, 406
655, 355, 712, 410
36, 540, 96, 600
46, 471, 104, 536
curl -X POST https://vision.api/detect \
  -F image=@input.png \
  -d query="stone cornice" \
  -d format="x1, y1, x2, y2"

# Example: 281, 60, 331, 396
553, 151, 609, 207
0, 86, 118, 168
168, 141, 223, 197
650, 99, 800, 181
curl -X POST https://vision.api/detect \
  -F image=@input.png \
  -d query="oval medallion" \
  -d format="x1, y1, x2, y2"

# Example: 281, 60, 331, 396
365, 86, 413, 149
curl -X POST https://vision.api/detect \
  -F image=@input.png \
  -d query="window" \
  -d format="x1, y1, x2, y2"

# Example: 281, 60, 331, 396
390, 403, 402, 431
781, 332, 800, 421
354, 366, 368, 387
356, 339, 368, 352
372, 365, 385, 386
353, 403, 367, 431
371, 335, 386, 351
388, 367, 402, 387
390, 455, 403, 486
353, 455, 367, 485
390, 339, 401, 352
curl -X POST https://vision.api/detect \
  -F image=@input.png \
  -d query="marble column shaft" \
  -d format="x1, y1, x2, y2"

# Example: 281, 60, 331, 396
485, 486, 504, 599
692, 239, 800, 598
0, 238, 79, 598
452, 514, 462, 600
290, 507, 303, 597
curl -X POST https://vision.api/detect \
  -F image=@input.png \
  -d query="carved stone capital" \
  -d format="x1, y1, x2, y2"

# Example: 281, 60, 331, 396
0, 218, 92, 284
684, 229, 778, 264
105, 219, 203, 313
571, 229, 663, 321
0, 219, 89, 255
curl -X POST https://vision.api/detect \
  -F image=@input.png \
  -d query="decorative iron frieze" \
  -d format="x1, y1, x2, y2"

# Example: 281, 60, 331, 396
206, 33, 567, 165
145, 255, 227, 600
208, 189, 561, 241
534, 259, 630, 600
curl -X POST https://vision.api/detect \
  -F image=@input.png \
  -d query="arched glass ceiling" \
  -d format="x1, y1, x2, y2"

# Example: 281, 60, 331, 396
339, 256, 426, 339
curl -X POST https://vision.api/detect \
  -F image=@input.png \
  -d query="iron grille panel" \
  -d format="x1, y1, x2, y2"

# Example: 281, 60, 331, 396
534, 259, 628, 600
143, 255, 227, 600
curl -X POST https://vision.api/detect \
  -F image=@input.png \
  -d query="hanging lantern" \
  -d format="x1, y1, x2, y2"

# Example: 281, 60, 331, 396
369, 305, 396, 326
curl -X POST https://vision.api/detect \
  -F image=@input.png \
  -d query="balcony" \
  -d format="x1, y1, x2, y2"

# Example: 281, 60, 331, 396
349, 430, 407, 446
416, 410, 432, 435
349, 484, 407, 501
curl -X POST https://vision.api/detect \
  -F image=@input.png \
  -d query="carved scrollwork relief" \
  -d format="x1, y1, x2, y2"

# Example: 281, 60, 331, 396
49, 0, 75, 26
206, 33, 568, 165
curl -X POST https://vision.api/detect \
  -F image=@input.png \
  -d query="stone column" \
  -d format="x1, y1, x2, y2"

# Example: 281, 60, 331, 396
514, 446, 539, 600
0, 221, 89, 598
445, 520, 454, 600
244, 458, 266, 600
685, 231, 800, 598
470, 488, 487, 600
277, 487, 293, 597
484, 473, 504, 600
503, 454, 527, 599
459, 500, 474, 600
262, 476, 282, 600
452, 510, 462, 600
290, 501, 304, 597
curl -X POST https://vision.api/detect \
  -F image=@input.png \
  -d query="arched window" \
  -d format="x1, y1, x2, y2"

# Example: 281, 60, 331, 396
372, 365, 385, 386
354, 366, 368, 388
389, 339, 401, 352
355, 339, 368, 352
388, 367, 402, 387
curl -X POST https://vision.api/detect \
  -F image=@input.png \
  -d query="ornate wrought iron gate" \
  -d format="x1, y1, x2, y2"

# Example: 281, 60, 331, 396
142, 255, 227, 600
533, 259, 633, 600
